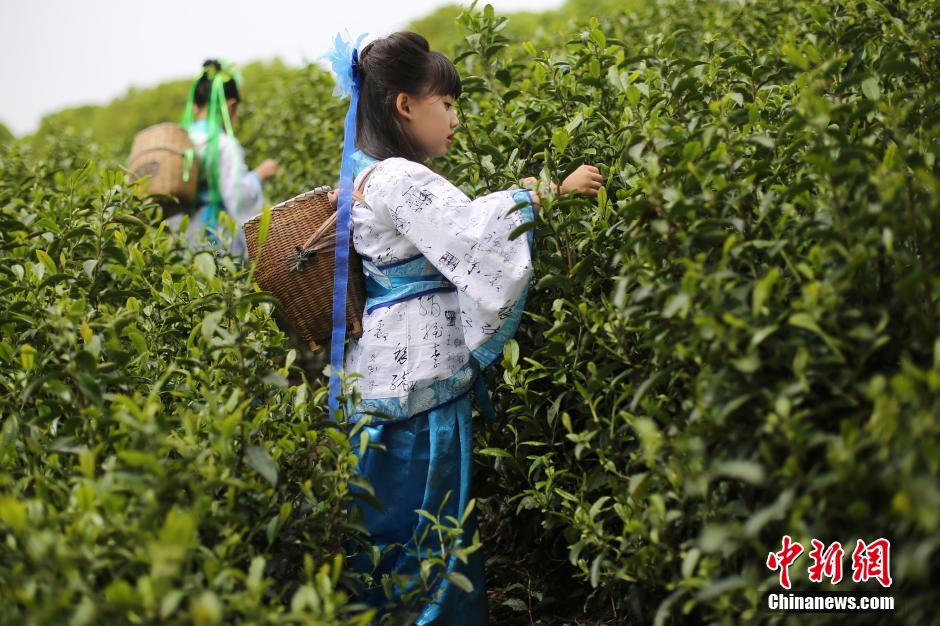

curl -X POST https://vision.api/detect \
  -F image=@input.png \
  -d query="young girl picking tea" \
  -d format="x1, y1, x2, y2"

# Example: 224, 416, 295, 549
170, 59, 278, 256
329, 31, 603, 624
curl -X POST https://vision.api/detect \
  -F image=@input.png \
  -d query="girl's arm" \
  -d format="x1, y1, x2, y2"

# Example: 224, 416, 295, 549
512, 164, 605, 197
217, 135, 265, 222
364, 157, 539, 367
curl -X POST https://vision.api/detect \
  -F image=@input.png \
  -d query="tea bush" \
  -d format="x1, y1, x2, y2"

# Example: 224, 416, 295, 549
441, 0, 939, 624
28, 60, 305, 160
237, 64, 348, 203
5, 0, 939, 623
0, 134, 489, 626
0, 137, 376, 625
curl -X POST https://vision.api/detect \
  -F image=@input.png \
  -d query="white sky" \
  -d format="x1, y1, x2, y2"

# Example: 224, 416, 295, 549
0, 0, 561, 136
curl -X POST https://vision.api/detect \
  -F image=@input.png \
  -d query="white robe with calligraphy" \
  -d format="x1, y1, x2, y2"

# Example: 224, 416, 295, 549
344, 156, 536, 422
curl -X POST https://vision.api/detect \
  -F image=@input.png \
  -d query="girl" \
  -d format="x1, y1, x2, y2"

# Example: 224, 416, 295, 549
337, 32, 603, 624
168, 59, 279, 256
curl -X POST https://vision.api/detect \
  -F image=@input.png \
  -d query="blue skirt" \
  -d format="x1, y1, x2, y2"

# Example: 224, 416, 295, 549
345, 393, 489, 625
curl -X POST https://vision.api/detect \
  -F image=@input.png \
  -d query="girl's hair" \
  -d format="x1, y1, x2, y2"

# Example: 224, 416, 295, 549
356, 32, 462, 162
194, 59, 240, 107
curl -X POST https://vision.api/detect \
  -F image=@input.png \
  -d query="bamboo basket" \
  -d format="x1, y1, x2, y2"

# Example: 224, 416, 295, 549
243, 186, 365, 347
128, 123, 198, 217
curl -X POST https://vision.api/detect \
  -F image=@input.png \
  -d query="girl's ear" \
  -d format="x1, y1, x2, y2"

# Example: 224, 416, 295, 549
395, 93, 413, 121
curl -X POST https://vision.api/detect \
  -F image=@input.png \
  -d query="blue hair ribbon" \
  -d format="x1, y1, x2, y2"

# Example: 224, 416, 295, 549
324, 31, 367, 423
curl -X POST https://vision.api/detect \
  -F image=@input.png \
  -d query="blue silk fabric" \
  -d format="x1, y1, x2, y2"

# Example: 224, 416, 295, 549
345, 395, 488, 624
363, 255, 455, 314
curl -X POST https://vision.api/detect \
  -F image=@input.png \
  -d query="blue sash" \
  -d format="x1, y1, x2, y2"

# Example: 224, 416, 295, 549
362, 255, 456, 314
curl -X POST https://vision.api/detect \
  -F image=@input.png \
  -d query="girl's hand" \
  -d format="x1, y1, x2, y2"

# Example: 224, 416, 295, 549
560, 164, 604, 196
512, 176, 555, 195
254, 159, 279, 180
327, 187, 371, 209
509, 176, 539, 190
528, 188, 541, 208
509, 177, 542, 211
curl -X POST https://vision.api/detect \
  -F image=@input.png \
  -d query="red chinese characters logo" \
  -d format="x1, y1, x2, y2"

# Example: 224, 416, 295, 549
807, 539, 845, 584
851, 538, 893, 588
766, 537, 892, 589
766, 535, 804, 589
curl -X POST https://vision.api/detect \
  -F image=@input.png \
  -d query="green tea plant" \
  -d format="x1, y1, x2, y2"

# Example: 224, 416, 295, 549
237, 64, 348, 202
6, 1, 938, 623
0, 135, 487, 625
444, 1, 940, 624
0, 138, 375, 625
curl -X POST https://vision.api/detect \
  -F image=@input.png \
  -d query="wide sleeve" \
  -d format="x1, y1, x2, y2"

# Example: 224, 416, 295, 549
365, 157, 538, 369
218, 134, 264, 222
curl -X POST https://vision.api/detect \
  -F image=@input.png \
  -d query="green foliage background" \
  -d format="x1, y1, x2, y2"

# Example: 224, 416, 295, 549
3, 0, 940, 624
441, 1, 939, 624
0, 135, 377, 624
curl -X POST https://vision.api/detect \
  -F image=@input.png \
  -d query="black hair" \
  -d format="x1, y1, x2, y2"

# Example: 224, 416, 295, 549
193, 59, 240, 107
356, 32, 462, 163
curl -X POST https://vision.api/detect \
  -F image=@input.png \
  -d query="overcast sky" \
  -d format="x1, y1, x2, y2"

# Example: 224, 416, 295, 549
0, 0, 560, 136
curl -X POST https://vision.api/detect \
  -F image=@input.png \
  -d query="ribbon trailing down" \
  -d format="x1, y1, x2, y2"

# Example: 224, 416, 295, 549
325, 32, 367, 423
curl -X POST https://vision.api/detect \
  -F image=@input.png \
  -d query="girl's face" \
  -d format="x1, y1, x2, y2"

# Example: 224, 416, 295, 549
397, 91, 459, 159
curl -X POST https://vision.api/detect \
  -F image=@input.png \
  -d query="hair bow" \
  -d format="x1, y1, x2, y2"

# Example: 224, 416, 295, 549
201, 58, 243, 89
217, 58, 244, 89
324, 31, 368, 98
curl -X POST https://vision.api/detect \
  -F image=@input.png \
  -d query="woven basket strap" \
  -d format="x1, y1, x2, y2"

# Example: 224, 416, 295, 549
301, 163, 380, 252
351, 163, 379, 209
300, 209, 338, 251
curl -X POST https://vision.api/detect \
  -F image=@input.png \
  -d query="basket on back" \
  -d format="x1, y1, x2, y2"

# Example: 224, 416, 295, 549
243, 185, 366, 347
127, 123, 198, 217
